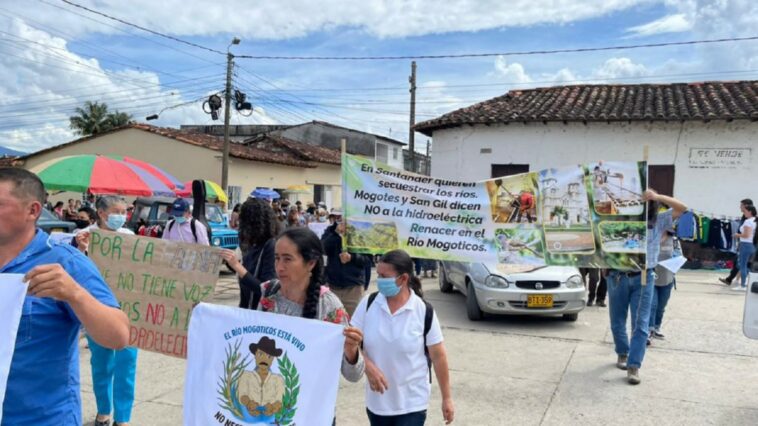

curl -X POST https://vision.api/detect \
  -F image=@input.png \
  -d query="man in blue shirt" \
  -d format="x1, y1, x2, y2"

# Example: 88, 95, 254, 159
607, 189, 687, 385
0, 168, 129, 425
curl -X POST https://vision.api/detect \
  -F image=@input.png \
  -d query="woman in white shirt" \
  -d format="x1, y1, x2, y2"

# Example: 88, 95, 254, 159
352, 249, 454, 425
733, 204, 757, 290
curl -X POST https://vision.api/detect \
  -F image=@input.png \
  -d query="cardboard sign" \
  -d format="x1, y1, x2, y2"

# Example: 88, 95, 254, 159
88, 230, 223, 358
343, 154, 648, 271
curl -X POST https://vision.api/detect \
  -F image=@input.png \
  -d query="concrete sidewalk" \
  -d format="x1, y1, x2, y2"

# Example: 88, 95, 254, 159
80, 270, 758, 425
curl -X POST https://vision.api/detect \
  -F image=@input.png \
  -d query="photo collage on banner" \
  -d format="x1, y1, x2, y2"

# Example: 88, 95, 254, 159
343, 154, 647, 272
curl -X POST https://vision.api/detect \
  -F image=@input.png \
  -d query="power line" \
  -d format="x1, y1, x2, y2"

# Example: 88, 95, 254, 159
236, 35, 758, 61
58, 0, 225, 56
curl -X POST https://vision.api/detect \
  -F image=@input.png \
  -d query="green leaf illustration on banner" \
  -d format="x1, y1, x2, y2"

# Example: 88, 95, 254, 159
217, 340, 251, 419
275, 352, 300, 425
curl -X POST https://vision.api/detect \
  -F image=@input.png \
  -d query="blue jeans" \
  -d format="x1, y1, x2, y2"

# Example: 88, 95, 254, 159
367, 409, 427, 426
738, 242, 756, 287
607, 270, 655, 369
649, 281, 674, 331
87, 336, 138, 423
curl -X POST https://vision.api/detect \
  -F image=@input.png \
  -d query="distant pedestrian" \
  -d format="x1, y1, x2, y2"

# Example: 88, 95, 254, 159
229, 203, 241, 230
719, 199, 753, 286
322, 215, 370, 316
732, 204, 757, 291
161, 198, 210, 245
649, 231, 678, 339
581, 268, 607, 307
285, 208, 301, 229
53, 201, 65, 219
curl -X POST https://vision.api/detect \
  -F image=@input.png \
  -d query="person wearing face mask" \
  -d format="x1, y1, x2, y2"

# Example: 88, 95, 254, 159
351, 249, 455, 425
73, 195, 138, 426
75, 206, 97, 229
161, 198, 210, 245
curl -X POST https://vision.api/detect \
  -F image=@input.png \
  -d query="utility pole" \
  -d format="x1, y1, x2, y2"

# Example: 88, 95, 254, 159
408, 61, 417, 173
221, 37, 240, 192
425, 139, 431, 176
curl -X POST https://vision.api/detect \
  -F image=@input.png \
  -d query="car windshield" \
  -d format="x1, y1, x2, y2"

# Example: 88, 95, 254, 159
205, 204, 224, 223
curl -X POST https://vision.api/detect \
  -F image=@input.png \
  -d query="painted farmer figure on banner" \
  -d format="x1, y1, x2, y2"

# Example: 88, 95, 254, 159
238, 336, 285, 422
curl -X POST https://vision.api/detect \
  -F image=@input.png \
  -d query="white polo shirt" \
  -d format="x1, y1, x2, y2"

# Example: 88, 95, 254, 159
351, 291, 443, 416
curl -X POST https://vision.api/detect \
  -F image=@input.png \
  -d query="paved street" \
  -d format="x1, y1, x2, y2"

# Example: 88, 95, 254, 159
80, 270, 758, 425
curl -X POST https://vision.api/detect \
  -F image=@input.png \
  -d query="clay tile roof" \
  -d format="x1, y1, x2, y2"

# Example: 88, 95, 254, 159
259, 135, 341, 165
415, 81, 758, 136
21, 123, 333, 168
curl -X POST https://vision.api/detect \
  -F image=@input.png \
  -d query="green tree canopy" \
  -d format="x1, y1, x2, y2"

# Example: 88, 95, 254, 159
69, 101, 133, 136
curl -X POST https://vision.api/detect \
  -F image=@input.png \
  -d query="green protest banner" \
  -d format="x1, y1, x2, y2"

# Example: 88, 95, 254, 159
343, 154, 647, 272
88, 230, 224, 358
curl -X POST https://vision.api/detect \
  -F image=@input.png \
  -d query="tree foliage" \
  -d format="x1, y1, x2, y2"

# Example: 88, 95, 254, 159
69, 101, 133, 136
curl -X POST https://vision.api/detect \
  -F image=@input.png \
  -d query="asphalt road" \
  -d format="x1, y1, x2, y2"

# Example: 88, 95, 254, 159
80, 269, 758, 425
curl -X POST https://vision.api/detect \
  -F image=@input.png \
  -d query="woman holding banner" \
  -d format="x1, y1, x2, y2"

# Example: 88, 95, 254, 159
74, 195, 138, 426
352, 249, 455, 425
239, 227, 365, 423
220, 198, 278, 309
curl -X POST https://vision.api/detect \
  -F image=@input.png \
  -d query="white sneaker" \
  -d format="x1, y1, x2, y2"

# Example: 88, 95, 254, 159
731, 286, 746, 291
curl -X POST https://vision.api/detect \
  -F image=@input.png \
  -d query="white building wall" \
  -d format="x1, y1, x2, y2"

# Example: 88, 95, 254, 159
430, 121, 757, 217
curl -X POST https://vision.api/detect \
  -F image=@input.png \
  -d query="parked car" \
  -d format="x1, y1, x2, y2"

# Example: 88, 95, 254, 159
126, 197, 239, 249
38, 208, 76, 234
438, 261, 585, 321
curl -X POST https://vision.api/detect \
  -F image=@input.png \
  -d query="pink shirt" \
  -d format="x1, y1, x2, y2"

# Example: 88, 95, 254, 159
161, 219, 210, 245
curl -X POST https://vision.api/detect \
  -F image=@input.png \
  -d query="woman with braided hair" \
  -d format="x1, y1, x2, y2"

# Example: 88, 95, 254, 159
252, 227, 364, 388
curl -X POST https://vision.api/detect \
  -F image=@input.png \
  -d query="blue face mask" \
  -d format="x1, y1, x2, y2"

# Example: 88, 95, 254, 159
106, 214, 126, 230
377, 277, 401, 298
174, 216, 188, 224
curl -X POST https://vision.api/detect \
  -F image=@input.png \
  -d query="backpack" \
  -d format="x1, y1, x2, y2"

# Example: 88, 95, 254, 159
365, 291, 435, 383
167, 218, 199, 242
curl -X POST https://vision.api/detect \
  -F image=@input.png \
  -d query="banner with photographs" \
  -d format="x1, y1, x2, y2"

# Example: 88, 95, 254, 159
343, 154, 647, 271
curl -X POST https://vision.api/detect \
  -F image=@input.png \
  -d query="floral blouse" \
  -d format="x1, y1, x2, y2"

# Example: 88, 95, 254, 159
258, 281, 364, 382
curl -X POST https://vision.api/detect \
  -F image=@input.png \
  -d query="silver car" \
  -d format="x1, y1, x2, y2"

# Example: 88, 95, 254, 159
438, 261, 586, 321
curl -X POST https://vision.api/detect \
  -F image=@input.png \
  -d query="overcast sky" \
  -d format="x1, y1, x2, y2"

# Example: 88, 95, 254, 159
1, 0, 756, 153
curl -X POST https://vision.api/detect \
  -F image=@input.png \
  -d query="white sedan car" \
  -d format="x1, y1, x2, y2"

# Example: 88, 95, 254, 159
439, 261, 586, 321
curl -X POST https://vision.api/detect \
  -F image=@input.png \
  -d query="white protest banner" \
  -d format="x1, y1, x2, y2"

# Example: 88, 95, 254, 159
0, 274, 28, 423
344, 154, 648, 271
184, 303, 345, 426
88, 230, 223, 358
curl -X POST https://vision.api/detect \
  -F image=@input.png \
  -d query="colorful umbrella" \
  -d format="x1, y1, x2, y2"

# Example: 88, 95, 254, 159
283, 185, 312, 194
107, 155, 184, 190
175, 180, 228, 203
33, 155, 175, 196
250, 187, 281, 200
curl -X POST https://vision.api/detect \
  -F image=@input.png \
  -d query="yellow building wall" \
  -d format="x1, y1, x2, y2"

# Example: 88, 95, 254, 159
22, 128, 342, 207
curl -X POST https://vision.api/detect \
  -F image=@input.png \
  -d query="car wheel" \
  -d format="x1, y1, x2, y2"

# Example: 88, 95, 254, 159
438, 265, 454, 293
562, 313, 579, 322
466, 281, 484, 321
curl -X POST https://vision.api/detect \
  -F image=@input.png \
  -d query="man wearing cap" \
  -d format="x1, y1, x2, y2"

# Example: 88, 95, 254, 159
161, 198, 210, 245
238, 336, 285, 419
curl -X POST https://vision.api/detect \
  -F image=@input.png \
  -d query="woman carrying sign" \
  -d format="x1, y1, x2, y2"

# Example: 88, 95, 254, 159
351, 249, 455, 425
74, 196, 138, 426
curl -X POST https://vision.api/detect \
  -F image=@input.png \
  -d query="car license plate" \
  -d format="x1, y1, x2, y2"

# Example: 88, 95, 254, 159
527, 294, 554, 308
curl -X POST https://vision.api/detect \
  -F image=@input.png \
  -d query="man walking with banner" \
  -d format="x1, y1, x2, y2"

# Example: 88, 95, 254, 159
608, 189, 687, 385
0, 168, 129, 424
